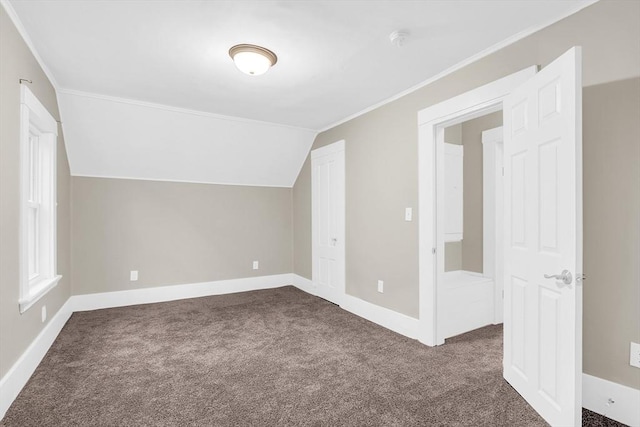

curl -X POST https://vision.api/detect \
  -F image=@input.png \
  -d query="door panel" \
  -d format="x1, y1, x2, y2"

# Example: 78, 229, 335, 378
511, 276, 527, 377
312, 141, 345, 305
503, 47, 582, 426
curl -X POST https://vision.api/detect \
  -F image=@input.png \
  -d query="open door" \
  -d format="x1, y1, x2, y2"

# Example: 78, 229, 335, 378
503, 47, 583, 426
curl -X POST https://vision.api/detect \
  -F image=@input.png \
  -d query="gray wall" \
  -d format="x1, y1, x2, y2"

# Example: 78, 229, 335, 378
71, 177, 293, 295
292, 0, 640, 389
0, 7, 72, 379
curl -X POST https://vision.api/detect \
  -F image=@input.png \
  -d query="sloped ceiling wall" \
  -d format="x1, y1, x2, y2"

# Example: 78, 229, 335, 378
58, 91, 317, 187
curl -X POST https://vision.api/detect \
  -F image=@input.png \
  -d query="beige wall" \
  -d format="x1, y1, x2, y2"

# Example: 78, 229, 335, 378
292, 156, 312, 277
444, 124, 462, 145
583, 78, 640, 389
444, 241, 462, 272
71, 177, 292, 295
0, 7, 72, 379
292, 0, 640, 389
461, 111, 503, 273
443, 112, 502, 273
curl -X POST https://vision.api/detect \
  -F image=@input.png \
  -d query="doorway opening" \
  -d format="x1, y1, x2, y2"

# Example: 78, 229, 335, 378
417, 66, 537, 347
441, 113, 504, 341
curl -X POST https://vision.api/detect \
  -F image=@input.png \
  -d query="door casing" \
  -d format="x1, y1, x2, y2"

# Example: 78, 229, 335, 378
417, 66, 537, 346
482, 126, 505, 325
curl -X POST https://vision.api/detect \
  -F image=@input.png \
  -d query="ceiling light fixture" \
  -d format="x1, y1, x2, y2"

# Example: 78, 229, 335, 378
228, 44, 278, 76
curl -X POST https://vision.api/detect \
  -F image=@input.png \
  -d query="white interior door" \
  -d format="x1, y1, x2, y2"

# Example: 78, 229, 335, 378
503, 47, 583, 426
311, 140, 345, 305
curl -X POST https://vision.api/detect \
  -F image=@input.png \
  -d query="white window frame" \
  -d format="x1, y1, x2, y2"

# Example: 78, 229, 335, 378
19, 85, 61, 313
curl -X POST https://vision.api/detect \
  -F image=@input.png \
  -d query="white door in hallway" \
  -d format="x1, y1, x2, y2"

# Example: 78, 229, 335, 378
311, 140, 345, 305
503, 47, 583, 426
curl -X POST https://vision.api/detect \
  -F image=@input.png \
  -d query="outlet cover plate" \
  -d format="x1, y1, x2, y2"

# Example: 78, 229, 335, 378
130, 270, 138, 281
377, 280, 384, 293
253, 261, 259, 270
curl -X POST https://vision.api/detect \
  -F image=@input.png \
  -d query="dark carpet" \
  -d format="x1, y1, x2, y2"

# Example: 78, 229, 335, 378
0, 286, 626, 426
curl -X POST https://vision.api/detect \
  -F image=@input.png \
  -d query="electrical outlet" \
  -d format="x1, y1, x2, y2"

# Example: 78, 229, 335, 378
630, 342, 640, 368
405, 207, 413, 221
253, 261, 259, 270
130, 270, 138, 281
377, 280, 384, 293
41, 305, 47, 323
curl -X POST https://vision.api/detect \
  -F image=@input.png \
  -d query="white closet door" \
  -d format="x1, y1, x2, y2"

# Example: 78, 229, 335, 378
311, 141, 345, 305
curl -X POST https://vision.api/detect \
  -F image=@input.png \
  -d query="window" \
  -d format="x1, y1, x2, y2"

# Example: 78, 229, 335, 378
19, 85, 61, 313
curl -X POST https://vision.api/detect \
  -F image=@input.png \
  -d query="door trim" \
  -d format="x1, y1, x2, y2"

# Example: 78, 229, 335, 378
417, 66, 537, 346
481, 126, 505, 324
311, 139, 345, 160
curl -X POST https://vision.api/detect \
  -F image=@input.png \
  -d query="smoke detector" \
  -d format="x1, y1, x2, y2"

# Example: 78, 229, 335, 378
389, 31, 409, 47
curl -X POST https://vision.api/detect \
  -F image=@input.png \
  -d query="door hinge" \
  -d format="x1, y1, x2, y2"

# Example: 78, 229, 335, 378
432, 248, 436, 255
502, 167, 505, 176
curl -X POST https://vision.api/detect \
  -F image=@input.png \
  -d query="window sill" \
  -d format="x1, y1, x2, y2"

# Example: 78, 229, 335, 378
19, 275, 62, 313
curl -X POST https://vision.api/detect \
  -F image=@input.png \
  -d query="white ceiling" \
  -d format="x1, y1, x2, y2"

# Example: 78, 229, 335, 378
6, 0, 595, 186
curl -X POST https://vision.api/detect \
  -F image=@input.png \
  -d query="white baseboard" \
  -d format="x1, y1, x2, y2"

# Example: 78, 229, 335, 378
289, 273, 316, 296
583, 373, 640, 427
69, 273, 293, 312
340, 294, 420, 339
289, 274, 419, 340
0, 299, 73, 420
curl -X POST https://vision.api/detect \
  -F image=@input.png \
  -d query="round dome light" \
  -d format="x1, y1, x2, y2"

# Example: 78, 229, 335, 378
228, 44, 278, 76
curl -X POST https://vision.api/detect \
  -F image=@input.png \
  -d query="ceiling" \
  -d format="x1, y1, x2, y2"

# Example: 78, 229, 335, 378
6, 0, 596, 186
57, 90, 316, 187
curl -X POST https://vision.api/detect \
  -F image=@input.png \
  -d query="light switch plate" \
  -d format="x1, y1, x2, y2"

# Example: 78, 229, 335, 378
405, 207, 413, 221
130, 270, 138, 281
631, 342, 640, 368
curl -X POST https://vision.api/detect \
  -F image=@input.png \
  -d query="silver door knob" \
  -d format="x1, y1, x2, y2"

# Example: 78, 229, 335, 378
544, 269, 572, 285
331, 238, 338, 245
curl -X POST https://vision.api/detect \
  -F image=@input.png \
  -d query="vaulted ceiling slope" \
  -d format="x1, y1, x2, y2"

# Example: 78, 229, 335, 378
58, 91, 316, 187
6, 0, 596, 187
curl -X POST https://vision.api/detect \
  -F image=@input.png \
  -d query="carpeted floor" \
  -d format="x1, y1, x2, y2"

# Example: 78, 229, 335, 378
0, 286, 626, 426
